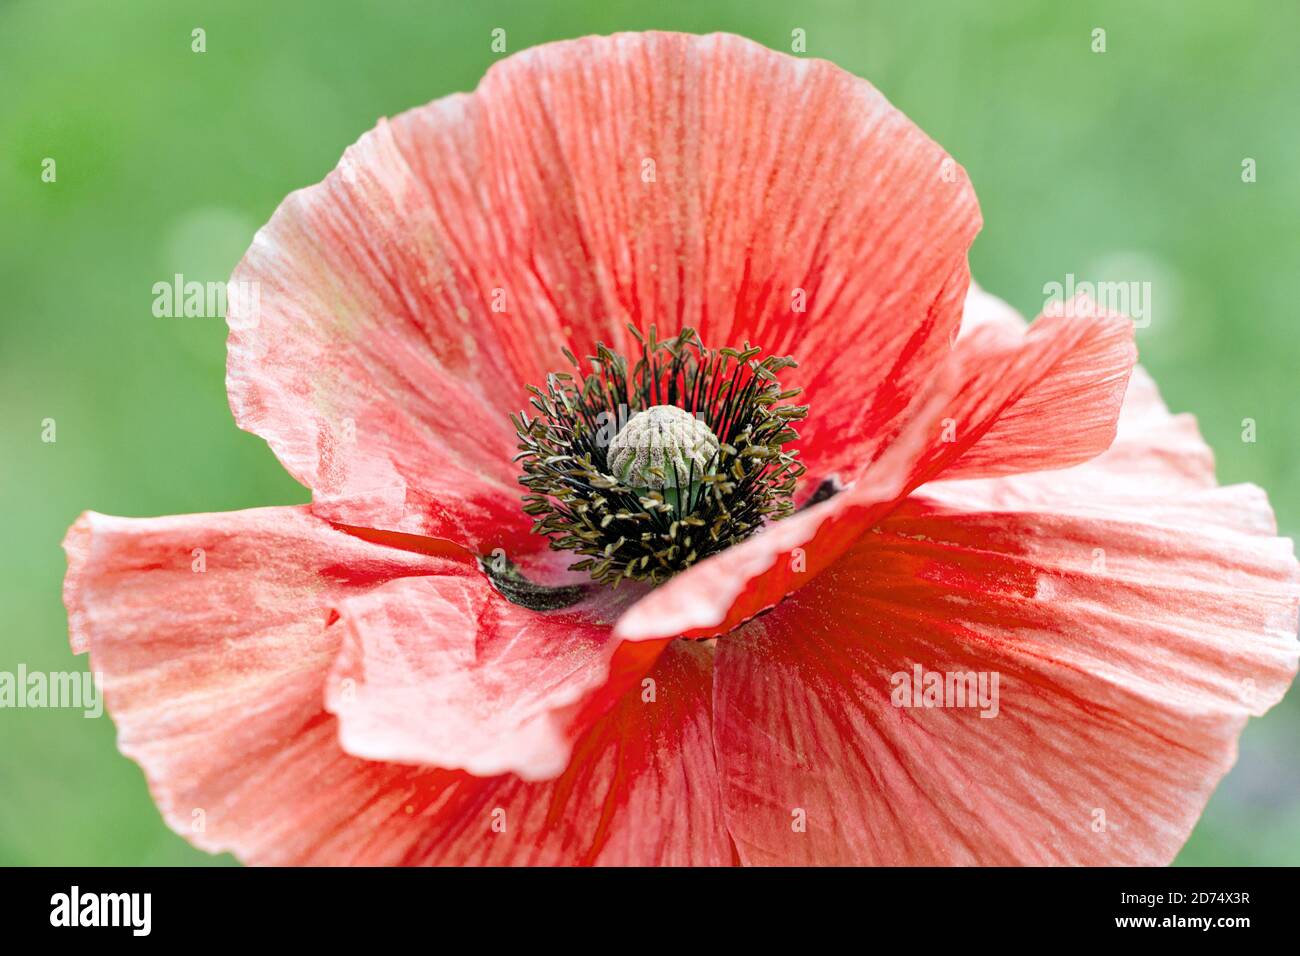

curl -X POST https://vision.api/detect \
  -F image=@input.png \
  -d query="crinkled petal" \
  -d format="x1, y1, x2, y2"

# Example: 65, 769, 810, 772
73, 524, 725, 866
62, 507, 454, 806
713, 487, 1299, 865
933, 295, 1135, 480
313, 641, 730, 866
928, 364, 1215, 505
325, 574, 659, 781
62, 506, 460, 660
227, 31, 981, 542
62, 507, 721, 863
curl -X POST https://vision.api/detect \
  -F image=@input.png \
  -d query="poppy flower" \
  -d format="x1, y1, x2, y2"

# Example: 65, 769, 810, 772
63, 31, 1298, 865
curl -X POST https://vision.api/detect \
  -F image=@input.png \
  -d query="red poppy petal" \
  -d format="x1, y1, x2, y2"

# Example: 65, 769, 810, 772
928, 365, 1215, 506
325, 575, 658, 781
69, 516, 726, 865
315, 641, 729, 866
932, 295, 1136, 480
62, 506, 460, 658
926, 299, 1216, 509
227, 32, 981, 543
614, 304, 1135, 643
65, 503, 681, 789
61, 506, 447, 828
713, 487, 1299, 865
226, 115, 535, 552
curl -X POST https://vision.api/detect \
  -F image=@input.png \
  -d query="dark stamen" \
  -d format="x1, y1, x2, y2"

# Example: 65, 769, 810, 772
512, 325, 808, 587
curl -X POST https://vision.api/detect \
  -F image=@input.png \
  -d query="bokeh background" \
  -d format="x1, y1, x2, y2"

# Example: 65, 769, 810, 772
2, 0, 1297, 865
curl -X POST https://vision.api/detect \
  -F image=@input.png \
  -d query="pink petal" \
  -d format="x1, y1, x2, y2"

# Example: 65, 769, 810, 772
62, 507, 456, 803
929, 365, 1215, 504
325, 574, 657, 781
933, 296, 1136, 480
63, 506, 718, 862
71, 511, 725, 864
613, 301, 1136, 643
713, 487, 1299, 865
62, 506, 461, 658
313, 641, 730, 866
946, 286, 1212, 497
227, 31, 981, 542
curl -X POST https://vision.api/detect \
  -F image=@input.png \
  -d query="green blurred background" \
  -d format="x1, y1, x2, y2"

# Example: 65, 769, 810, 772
2, 0, 1297, 865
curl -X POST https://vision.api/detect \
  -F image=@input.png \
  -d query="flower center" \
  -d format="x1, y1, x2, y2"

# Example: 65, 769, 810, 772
513, 326, 807, 587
